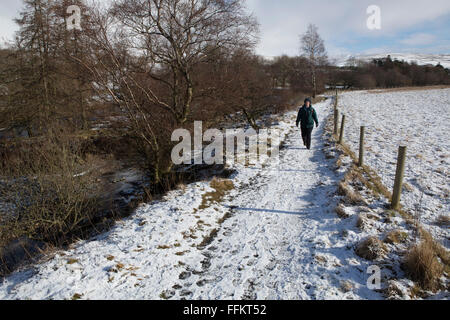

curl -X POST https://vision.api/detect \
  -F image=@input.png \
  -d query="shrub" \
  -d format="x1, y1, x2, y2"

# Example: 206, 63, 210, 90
356, 215, 368, 230
0, 131, 100, 248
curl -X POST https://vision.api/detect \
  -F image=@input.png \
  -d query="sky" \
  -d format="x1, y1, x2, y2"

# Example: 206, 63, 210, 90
245, 0, 450, 58
1, 0, 449, 59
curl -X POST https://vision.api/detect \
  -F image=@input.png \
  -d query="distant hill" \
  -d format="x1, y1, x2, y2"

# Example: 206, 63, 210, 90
332, 53, 450, 69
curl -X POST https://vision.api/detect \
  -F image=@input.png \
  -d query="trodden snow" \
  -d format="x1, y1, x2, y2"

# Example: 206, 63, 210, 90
0, 98, 386, 300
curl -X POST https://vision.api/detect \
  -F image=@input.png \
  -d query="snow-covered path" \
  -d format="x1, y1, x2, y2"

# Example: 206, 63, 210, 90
0, 99, 383, 300
181, 109, 381, 300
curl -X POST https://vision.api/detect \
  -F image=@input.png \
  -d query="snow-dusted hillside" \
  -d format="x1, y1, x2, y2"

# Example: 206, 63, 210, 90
339, 88, 450, 248
333, 53, 450, 69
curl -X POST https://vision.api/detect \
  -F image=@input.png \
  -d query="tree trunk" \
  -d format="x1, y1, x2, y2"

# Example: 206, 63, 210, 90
242, 108, 259, 131
312, 66, 317, 99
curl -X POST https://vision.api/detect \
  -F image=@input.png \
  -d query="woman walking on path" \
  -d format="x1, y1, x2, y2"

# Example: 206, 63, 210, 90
296, 98, 319, 150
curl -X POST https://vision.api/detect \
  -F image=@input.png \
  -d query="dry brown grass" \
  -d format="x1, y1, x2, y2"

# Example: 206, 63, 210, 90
384, 230, 409, 244
355, 213, 378, 230
435, 215, 450, 227
176, 183, 187, 193
336, 141, 391, 201
403, 183, 414, 193
197, 228, 218, 250
359, 165, 391, 200
337, 181, 366, 205
199, 178, 234, 210
335, 204, 349, 219
355, 236, 387, 260
419, 228, 450, 271
335, 155, 345, 168
403, 240, 444, 291
356, 215, 368, 230
340, 280, 354, 293
217, 211, 232, 225
385, 281, 405, 299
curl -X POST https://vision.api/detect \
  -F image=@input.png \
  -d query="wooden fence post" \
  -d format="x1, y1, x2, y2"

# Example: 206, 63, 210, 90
334, 108, 339, 136
359, 126, 365, 167
391, 146, 407, 210
338, 114, 345, 144
335, 89, 338, 108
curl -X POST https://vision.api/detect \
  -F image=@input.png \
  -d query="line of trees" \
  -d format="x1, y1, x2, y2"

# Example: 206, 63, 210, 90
1, 1, 330, 187
0, 0, 316, 262
330, 55, 450, 89
1, 0, 287, 183
0, 0, 290, 265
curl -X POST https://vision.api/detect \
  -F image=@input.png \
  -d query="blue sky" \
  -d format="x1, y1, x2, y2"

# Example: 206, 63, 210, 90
1, 0, 449, 58
246, 0, 450, 57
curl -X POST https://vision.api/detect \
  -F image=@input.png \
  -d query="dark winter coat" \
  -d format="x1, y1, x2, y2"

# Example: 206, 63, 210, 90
296, 105, 319, 129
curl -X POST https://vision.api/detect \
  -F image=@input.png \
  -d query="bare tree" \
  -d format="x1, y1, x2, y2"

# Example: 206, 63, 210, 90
54, 0, 94, 130
209, 49, 272, 130
269, 55, 293, 88
72, 0, 259, 183
12, 0, 56, 133
0, 0, 95, 136
110, 0, 259, 125
300, 24, 327, 98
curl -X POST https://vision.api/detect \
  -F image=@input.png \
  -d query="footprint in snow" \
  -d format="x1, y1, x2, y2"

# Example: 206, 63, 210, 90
179, 271, 191, 280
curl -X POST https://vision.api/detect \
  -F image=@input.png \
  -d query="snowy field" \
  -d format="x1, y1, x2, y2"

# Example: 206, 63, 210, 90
334, 53, 450, 68
0, 98, 390, 300
339, 88, 450, 248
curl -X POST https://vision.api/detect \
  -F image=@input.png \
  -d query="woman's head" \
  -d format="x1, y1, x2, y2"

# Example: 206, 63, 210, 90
304, 98, 312, 107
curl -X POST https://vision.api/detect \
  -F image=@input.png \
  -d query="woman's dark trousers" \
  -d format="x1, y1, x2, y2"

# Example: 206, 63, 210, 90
301, 126, 313, 150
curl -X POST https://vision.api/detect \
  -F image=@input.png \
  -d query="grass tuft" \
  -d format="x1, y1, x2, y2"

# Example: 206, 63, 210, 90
403, 240, 444, 291
435, 215, 450, 227
384, 230, 408, 244
355, 236, 387, 260
335, 204, 350, 218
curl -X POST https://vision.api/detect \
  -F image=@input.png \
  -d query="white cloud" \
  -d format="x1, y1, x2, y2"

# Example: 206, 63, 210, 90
245, 0, 450, 56
400, 33, 437, 46
1, 0, 449, 55
0, 1, 22, 42
373, 0, 450, 33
